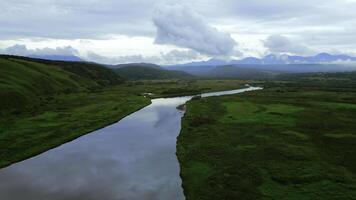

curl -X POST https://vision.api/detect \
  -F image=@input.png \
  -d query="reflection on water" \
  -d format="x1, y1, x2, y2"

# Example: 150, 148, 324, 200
0, 87, 261, 200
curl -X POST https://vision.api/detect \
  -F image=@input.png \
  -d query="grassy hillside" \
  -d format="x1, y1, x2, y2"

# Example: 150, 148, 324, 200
0, 55, 123, 114
275, 71, 356, 88
114, 65, 194, 80
178, 81, 356, 199
207, 65, 278, 80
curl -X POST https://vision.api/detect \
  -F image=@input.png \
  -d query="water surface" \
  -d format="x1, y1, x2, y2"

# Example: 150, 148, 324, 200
0, 87, 261, 200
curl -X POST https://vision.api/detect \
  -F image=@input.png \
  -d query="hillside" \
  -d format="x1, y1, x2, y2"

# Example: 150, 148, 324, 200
28, 55, 84, 62
273, 71, 356, 91
114, 63, 162, 69
0, 55, 123, 113
114, 65, 194, 80
206, 65, 278, 80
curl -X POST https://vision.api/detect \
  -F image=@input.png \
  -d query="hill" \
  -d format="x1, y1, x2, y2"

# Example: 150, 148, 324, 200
114, 63, 162, 69
0, 55, 123, 113
114, 65, 194, 80
28, 55, 84, 62
206, 65, 278, 80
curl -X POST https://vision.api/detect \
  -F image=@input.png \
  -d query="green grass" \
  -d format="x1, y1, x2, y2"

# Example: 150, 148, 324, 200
178, 86, 356, 200
0, 55, 123, 113
114, 65, 194, 80
0, 87, 151, 168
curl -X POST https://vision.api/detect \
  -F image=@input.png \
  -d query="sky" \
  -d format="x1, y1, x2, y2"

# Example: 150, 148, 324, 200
0, 0, 356, 64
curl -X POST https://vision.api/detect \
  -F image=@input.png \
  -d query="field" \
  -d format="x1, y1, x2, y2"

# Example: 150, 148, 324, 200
178, 82, 356, 199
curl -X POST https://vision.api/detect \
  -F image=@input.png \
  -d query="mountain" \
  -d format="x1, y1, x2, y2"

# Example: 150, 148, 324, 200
0, 55, 123, 112
166, 58, 227, 68
114, 64, 194, 80
28, 55, 84, 62
241, 53, 356, 64
164, 53, 356, 76
166, 53, 356, 68
113, 63, 162, 69
237, 53, 356, 64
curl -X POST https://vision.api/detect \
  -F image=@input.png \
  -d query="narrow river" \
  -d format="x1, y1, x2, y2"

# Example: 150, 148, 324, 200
0, 87, 261, 200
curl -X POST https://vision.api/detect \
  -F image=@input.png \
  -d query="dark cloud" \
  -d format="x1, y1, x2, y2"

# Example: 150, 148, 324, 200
153, 4, 236, 56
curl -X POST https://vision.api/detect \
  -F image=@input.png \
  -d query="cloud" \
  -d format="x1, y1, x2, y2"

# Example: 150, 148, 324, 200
0, 0, 157, 39
153, 4, 236, 56
1, 1, 356, 59
0, 44, 79, 56
160, 50, 199, 63
86, 50, 202, 65
263, 35, 315, 55
86, 52, 151, 64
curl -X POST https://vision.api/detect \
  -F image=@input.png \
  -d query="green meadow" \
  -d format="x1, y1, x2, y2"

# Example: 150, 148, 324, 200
178, 84, 356, 200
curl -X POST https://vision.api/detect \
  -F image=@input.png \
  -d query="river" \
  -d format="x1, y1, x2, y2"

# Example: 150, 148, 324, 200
0, 87, 261, 200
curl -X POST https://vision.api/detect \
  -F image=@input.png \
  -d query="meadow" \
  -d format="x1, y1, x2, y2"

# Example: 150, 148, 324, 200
178, 81, 356, 199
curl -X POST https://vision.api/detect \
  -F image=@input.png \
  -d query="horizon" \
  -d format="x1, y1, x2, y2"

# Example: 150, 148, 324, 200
3, 52, 356, 67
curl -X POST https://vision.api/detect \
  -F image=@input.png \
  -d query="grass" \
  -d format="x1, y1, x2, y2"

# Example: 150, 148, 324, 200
0, 88, 150, 168
114, 65, 194, 80
0, 56, 123, 113
177, 84, 356, 200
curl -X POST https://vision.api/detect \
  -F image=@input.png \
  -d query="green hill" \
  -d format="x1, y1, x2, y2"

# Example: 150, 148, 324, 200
207, 65, 278, 80
114, 65, 194, 80
0, 55, 123, 113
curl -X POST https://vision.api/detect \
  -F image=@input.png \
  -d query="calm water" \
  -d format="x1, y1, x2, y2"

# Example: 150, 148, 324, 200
0, 87, 261, 200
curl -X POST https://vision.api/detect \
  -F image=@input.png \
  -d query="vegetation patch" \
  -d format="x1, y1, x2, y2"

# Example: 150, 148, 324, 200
178, 83, 356, 200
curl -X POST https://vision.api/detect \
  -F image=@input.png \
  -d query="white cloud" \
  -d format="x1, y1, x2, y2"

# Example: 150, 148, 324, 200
0, 44, 79, 56
1, 0, 356, 60
263, 35, 315, 55
153, 4, 236, 56
86, 50, 203, 65
160, 50, 199, 63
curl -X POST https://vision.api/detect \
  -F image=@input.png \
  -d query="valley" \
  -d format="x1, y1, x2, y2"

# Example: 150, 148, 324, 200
0, 55, 248, 168
1, 55, 356, 199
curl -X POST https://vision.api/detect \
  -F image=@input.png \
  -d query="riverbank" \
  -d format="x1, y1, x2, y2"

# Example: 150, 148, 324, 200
0, 79, 249, 169
177, 86, 356, 199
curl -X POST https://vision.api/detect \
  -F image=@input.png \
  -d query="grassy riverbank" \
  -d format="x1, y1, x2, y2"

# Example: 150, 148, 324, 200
178, 83, 356, 199
0, 72, 247, 168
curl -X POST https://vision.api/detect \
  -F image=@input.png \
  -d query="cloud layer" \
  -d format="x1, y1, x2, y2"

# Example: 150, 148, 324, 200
0, 45, 78, 56
263, 35, 314, 55
1, 0, 356, 62
86, 49, 201, 65
153, 4, 236, 56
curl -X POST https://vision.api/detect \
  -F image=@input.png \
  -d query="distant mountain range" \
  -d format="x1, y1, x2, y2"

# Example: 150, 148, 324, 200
113, 63, 162, 69
22, 52, 356, 79
26, 52, 356, 66
164, 53, 356, 77
167, 53, 356, 68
